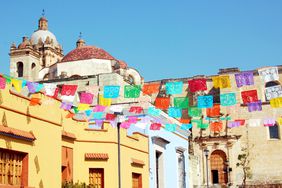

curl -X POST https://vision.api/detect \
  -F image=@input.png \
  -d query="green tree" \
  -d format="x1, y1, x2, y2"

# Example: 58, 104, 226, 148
236, 146, 252, 187
62, 181, 92, 188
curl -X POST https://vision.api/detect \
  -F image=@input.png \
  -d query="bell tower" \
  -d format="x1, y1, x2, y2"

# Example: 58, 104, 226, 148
9, 13, 63, 81
9, 36, 41, 81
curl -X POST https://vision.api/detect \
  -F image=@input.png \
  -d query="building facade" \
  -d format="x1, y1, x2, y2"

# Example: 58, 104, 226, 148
9, 16, 142, 85
9, 17, 63, 81
0, 85, 149, 188
127, 109, 190, 188
148, 67, 282, 187
145, 114, 189, 188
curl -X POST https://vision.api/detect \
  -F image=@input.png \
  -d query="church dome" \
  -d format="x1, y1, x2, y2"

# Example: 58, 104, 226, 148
61, 46, 116, 62
31, 30, 58, 46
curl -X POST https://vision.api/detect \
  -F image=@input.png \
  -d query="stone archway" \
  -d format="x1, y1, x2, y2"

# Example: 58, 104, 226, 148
210, 150, 228, 185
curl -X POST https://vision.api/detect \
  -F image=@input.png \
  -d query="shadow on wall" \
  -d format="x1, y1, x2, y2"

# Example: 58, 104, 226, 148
27, 107, 31, 124
5, 140, 12, 149
2, 111, 8, 126
34, 155, 40, 174
39, 179, 44, 188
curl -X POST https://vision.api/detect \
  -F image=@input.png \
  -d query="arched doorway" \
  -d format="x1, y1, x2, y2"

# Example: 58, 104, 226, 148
210, 150, 228, 185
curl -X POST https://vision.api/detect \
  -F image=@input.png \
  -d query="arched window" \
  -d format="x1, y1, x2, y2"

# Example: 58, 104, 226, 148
269, 123, 280, 139
31, 63, 36, 69
17, 62, 23, 77
31, 63, 36, 78
43, 73, 49, 80
208, 87, 220, 103
265, 81, 281, 101
70, 75, 82, 79
128, 75, 135, 85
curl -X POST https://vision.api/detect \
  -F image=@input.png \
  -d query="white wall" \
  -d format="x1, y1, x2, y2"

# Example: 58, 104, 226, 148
55, 58, 112, 77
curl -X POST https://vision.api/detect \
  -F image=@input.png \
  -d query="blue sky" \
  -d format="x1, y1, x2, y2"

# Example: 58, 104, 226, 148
0, 0, 282, 81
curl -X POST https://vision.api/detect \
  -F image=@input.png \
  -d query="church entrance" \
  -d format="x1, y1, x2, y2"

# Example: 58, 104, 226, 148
210, 150, 228, 185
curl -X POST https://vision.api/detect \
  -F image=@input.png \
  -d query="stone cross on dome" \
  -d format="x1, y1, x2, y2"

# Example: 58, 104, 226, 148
38, 9, 48, 30
42, 9, 45, 17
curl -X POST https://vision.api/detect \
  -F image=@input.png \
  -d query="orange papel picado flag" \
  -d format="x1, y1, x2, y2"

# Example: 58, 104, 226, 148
210, 122, 223, 132
142, 83, 160, 95
29, 97, 41, 106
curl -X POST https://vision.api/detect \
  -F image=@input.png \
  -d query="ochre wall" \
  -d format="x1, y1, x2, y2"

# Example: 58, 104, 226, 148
0, 84, 149, 188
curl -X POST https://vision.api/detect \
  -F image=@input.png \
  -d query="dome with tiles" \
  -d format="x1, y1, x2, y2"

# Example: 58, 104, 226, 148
61, 45, 116, 62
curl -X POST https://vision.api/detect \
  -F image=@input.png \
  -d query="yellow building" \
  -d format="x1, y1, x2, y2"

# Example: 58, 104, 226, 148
0, 85, 149, 188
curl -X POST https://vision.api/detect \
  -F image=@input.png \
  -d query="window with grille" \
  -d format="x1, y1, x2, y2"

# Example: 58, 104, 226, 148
89, 168, 104, 188
0, 149, 27, 186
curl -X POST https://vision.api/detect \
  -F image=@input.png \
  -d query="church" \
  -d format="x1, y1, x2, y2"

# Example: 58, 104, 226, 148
1, 16, 190, 188
148, 67, 282, 187
9, 15, 142, 85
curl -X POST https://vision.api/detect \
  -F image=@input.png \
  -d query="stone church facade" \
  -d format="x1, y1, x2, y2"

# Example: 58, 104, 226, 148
147, 67, 282, 187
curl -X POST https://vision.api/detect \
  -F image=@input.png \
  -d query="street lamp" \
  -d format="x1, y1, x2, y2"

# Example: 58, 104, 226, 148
204, 149, 209, 188
111, 103, 139, 188
115, 112, 124, 188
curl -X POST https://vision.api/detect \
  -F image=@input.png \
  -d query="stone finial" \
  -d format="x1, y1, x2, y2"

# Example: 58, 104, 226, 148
60, 71, 68, 78
45, 36, 50, 44
23, 36, 28, 42
38, 38, 43, 45
10, 42, 16, 50
18, 37, 31, 49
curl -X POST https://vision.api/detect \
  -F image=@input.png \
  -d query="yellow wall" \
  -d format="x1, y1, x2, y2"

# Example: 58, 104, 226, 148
0, 85, 149, 188
69, 123, 149, 188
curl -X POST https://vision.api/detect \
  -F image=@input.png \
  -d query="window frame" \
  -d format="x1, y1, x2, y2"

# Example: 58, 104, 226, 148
89, 168, 104, 188
176, 148, 186, 188
16, 62, 24, 77
264, 81, 281, 102
268, 123, 280, 140
0, 148, 28, 187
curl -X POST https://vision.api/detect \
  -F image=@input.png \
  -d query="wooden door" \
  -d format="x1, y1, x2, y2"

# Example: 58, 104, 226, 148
210, 150, 228, 185
132, 173, 142, 188
0, 150, 23, 185
89, 168, 104, 188
61, 147, 73, 183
